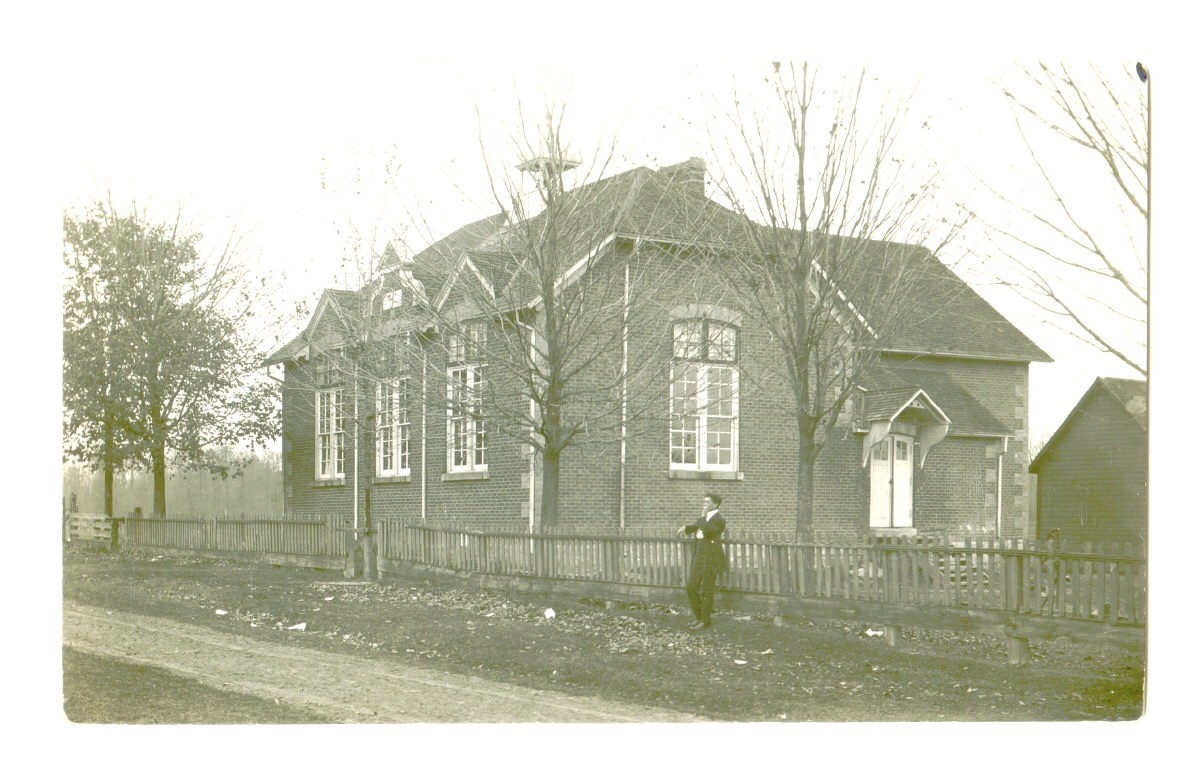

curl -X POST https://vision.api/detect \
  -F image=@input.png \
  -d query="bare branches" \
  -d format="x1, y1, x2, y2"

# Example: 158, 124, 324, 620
989, 62, 1148, 377
709, 62, 959, 538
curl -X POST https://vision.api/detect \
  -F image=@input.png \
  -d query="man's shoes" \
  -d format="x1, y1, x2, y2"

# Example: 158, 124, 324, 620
686, 620, 704, 630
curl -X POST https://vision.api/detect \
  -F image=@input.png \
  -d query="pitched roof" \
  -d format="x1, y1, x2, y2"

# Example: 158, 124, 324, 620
456, 159, 1047, 362
262, 331, 309, 367
878, 251, 1051, 363
1029, 376, 1148, 472
1097, 377, 1149, 430
445, 159, 751, 309
794, 234, 1049, 362
860, 364, 1010, 437
273, 157, 1049, 367
260, 288, 363, 367
409, 213, 509, 295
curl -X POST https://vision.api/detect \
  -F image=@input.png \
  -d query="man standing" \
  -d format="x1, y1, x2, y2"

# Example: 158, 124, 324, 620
676, 493, 729, 630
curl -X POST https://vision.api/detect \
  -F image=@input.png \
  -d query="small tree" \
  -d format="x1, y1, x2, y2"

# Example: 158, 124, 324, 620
987, 62, 1147, 377
63, 200, 281, 517
710, 63, 962, 540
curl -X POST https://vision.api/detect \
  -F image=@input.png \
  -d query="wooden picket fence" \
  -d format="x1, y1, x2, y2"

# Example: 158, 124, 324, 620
378, 523, 1147, 627
64, 513, 114, 545
68, 512, 1147, 628
107, 513, 354, 569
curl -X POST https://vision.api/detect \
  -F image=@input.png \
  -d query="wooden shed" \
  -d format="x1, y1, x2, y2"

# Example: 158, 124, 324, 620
1029, 377, 1147, 547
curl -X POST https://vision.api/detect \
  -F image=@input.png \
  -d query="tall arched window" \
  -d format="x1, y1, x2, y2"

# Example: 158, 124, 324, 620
670, 318, 739, 472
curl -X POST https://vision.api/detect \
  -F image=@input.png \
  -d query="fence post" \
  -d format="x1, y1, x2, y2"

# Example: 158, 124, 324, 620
1004, 545, 1024, 613
1006, 635, 1031, 665
603, 538, 620, 583
534, 536, 548, 579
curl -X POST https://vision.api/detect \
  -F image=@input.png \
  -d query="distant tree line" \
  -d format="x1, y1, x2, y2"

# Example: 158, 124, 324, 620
62, 449, 283, 517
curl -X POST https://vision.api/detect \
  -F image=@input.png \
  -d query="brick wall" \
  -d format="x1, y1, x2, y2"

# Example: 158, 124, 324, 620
278, 246, 1037, 541
876, 355, 1033, 537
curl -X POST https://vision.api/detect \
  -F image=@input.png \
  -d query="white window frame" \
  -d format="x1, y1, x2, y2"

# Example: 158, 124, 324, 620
447, 323, 488, 474
381, 289, 403, 311
376, 378, 411, 478
670, 319, 739, 473
316, 388, 345, 480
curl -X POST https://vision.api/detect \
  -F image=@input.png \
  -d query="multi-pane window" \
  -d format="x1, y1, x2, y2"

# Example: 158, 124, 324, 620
670, 319, 739, 472
447, 322, 488, 364
376, 379, 411, 477
316, 388, 345, 480
447, 322, 487, 472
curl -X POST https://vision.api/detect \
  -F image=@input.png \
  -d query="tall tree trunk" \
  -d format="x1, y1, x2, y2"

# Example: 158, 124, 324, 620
539, 367, 565, 529
541, 449, 561, 531
151, 402, 167, 517
152, 446, 167, 518
795, 414, 816, 542
103, 413, 114, 517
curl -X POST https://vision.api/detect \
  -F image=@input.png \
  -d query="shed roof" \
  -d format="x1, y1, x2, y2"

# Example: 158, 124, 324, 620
1029, 376, 1148, 473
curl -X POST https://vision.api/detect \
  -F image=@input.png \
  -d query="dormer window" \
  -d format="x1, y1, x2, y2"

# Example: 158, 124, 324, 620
448, 322, 488, 364
382, 289, 403, 311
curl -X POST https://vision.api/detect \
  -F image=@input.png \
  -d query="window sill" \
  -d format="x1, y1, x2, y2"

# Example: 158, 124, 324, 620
668, 469, 743, 481
373, 475, 412, 484
312, 478, 346, 488
868, 527, 916, 537
442, 470, 489, 482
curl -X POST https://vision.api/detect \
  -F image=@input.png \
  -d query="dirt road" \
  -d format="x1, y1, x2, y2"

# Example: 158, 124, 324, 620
63, 601, 703, 723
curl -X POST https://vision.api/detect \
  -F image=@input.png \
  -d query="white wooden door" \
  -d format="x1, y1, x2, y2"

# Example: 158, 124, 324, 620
869, 439, 892, 528
869, 435, 914, 528
892, 436, 914, 527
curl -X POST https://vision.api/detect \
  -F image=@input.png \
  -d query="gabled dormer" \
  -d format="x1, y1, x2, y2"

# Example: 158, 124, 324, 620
433, 250, 497, 313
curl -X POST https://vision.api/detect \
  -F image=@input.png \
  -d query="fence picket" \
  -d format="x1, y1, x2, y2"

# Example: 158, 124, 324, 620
97, 516, 1145, 629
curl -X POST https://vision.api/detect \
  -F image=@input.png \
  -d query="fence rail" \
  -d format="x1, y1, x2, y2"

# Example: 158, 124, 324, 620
65, 513, 1147, 628
378, 523, 1147, 627
64, 513, 113, 544
97, 513, 354, 568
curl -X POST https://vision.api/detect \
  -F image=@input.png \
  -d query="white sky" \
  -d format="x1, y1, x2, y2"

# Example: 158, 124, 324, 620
49, 46, 1141, 446
10, 1, 1193, 770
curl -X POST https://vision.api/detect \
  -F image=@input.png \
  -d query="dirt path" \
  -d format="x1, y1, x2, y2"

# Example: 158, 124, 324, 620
63, 602, 703, 723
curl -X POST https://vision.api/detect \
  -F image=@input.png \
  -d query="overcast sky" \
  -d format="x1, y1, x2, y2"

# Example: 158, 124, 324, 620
53, 47, 1145, 445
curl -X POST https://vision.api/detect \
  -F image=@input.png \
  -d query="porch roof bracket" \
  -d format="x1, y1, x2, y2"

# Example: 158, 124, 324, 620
916, 423, 949, 468
860, 389, 951, 468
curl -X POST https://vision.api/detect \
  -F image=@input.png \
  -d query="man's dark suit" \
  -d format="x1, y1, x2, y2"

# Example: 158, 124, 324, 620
683, 511, 728, 626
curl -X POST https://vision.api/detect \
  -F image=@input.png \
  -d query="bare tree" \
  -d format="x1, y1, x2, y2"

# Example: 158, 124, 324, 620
709, 62, 962, 540
988, 62, 1148, 377
432, 108, 707, 529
